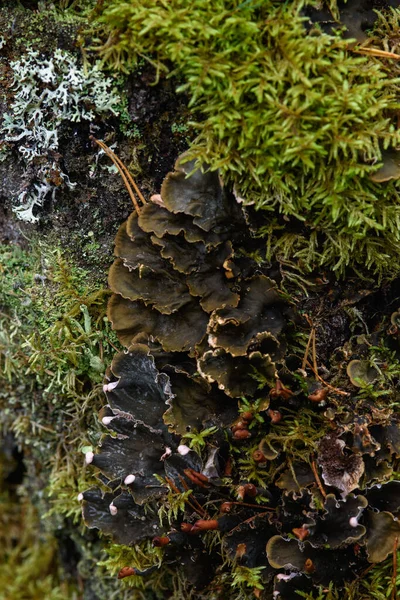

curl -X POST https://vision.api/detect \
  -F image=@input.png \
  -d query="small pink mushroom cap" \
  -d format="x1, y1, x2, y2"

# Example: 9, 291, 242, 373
85, 451, 94, 465
124, 474, 136, 485
109, 502, 118, 516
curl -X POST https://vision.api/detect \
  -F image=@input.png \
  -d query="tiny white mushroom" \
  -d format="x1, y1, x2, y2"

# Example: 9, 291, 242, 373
177, 445, 191, 456
85, 451, 94, 465
109, 502, 118, 516
160, 447, 172, 461
349, 517, 359, 528
103, 380, 119, 393
102, 416, 115, 426
77, 493, 84, 502
124, 474, 136, 485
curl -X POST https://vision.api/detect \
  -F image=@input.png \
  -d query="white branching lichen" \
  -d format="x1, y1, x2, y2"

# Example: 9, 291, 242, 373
1, 49, 120, 222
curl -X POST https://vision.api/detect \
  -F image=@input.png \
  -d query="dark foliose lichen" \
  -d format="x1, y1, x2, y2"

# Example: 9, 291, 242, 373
81, 155, 400, 599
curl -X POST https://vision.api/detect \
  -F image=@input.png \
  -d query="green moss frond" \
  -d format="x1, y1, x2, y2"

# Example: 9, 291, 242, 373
0, 241, 117, 522
94, 0, 400, 277
0, 492, 78, 600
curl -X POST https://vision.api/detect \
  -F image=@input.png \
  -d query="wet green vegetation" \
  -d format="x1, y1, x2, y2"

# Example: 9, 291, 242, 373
95, 0, 400, 279
2, 1, 400, 599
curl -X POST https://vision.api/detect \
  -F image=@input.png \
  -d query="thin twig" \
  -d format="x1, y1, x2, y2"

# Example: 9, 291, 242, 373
231, 500, 275, 511
354, 47, 400, 59
302, 326, 314, 372
306, 360, 349, 396
30, 420, 57, 434
311, 459, 326, 499
203, 498, 275, 511
178, 475, 208, 517
111, 150, 147, 206
302, 318, 348, 395
104, 336, 121, 353
311, 327, 318, 375
90, 136, 144, 213
227, 512, 271, 534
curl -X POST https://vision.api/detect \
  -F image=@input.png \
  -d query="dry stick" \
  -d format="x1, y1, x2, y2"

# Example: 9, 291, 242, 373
90, 136, 142, 213
178, 475, 208, 518
95, 137, 147, 205
355, 47, 400, 59
228, 501, 275, 511
111, 149, 147, 206
96, 139, 141, 213
203, 498, 275, 511
311, 459, 327, 500
311, 327, 347, 396
392, 536, 398, 600
227, 512, 271, 535
302, 332, 348, 395
302, 319, 349, 396
302, 326, 315, 372
306, 359, 349, 396
104, 336, 122, 353
311, 327, 318, 376
354, 562, 375, 584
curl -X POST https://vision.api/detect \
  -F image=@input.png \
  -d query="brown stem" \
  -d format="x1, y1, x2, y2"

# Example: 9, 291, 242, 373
311, 459, 326, 499
306, 359, 349, 396
176, 475, 207, 517
354, 47, 400, 59
302, 325, 314, 372
90, 136, 145, 212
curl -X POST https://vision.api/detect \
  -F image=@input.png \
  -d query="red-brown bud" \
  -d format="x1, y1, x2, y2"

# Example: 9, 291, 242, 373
152, 536, 170, 547
235, 543, 247, 559
308, 388, 329, 403
183, 468, 209, 487
224, 457, 233, 476
252, 450, 267, 463
292, 527, 309, 541
232, 421, 249, 432
304, 558, 315, 573
181, 522, 194, 533
270, 379, 293, 400
241, 411, 254, 423
220, 502, 233, 514
233, 429, 251, 440
238, 483, 257, 500
267, 409, 282, 423
118, 567, 136, 579
191, 519, 219, 532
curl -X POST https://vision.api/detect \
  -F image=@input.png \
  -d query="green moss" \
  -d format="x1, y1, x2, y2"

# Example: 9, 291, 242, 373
0, 240, 117, 518
297, 551, 400, 599
0, 486, 78, 600
230, 565, 265, 592
94, 0, 400, 278
0, 4, 85, 56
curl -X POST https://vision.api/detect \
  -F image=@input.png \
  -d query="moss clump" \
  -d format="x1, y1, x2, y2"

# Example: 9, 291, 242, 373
0, 493, 78, 600
94, 0, 400, 278
0, 240, 117, 520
